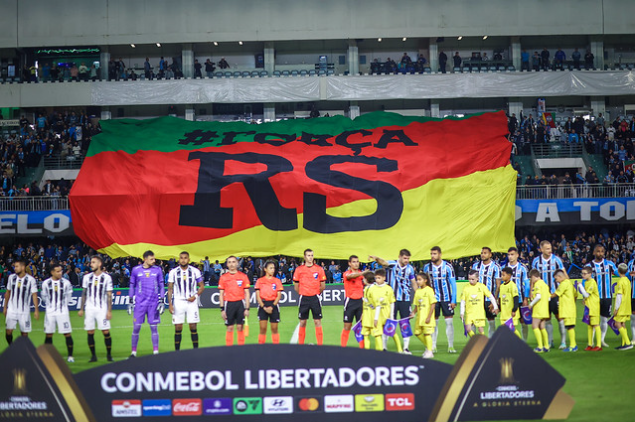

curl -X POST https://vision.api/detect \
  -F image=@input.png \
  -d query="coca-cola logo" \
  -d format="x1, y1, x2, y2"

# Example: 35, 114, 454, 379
173, 399, 202, 415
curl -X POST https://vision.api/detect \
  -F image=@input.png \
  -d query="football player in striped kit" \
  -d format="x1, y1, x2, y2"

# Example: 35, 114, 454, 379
4, 259, 39, 345
589, 244, 619, 347
78, 255, 114, 362
423, 246, 457, 353
472, 247, 501, 338
506, 247, 530, 340
41, 262, 75, 362
167, 251, 204, 351
531, 240, 565, 348
628, 255, 635, 345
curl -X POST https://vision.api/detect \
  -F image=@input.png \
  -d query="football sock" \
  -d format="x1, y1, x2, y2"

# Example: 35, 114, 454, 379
131, 323, 141, 352
6, 333, 12, 345
432, 326, 438, 349
425, 335, 433, 352
393, 335, 403, 353
340, 329, 350, 347
87, 333, 96, 356
594, 326, 601, 348
382, 335, 388, 350
258, 334, 266, 344
534, 328, 543, 349
600, 317, 608, 342
546, 321, 553, 345
417, 333, 426, 345
225, 331, 234, 346
488, 320, 496, 338
104, 332, 112, 356
191, 329, 198, 348
150, 325, 159, 352
619, 327, 629, 346
567, 328, 576, 348
374, 335, 383, 351
298, 326, 306, 345
587, 325, 594, 347
558, 320, 566, 344
522, 324, 529, 341
316, 326, 324, 345
174, 328, 182, 351
541, 329, 549, 349
402, 336, 410, 351
514, 329, 522, 338
468, 330, 475, 338
45, 336, 53, 345
364, 335, 371, 349
271, 333, 280, 344
446, 318, 455, 348
359, 339, 365, 349
65, 336, 74, 357
237, 330, 245, 345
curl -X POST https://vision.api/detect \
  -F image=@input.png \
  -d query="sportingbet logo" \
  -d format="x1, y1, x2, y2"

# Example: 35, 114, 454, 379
172, 399, 202, 416
385, 393, 415, 411
324, 395, 354, 413
263, 396, 293, 414
111, 399, 141, 417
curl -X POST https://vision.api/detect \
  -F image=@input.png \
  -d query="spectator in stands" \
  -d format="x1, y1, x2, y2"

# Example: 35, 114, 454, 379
482, 52, 490, 62
453, 52, 462, 70
194, 59, 202, 78
205, 59, 216, 78
108, 59, 116, 81
385, 57, 397, 74
584, 50, 594, 69
159, 56, 165, 73
70, 63, 79, 81
116, 58, 126, 80
89, 64, 98, 81
540, 48, 550, 70
532, 51, 540, 71
554, 48, 566, 70
521, 49, 530, 71
218, 57, 230, 69
400, 52, 412, 67
165, 65, 174, 79
78, 62, 88, 81
41, 63, 50, 82
439, 51, 448, 73
50, 64, 60, 82
416, 54, 427, 71
144, 58, 152, 79
571, 48, 581, 70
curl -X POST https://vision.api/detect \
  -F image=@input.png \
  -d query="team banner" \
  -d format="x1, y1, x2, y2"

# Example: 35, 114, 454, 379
69, 112, 516, 261
0, 211, 73, 236
515, 198, 635, 226
0, 329, 573, 421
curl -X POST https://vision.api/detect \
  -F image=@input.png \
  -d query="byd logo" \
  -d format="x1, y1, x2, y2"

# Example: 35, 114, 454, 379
385, 393, 415, 411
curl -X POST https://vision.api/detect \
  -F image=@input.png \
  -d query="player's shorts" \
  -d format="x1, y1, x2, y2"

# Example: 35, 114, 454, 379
435, 301, 454, 318
258, 300, 280, 323
224, 300, 245, 326
599, 298, 612, 318
172, 299, 200, 325
393, 301, 411, 320
615, 315, 629, 323
466, 317, 486, 328
298, 295, 322, 320
484, 301, 497, 320
44, 313, 72, 334
414, 325, 435, 336
84, 307, 111, 331
589, 316, 600, 326
343, 298, 363, 323
361, 326, 372, 336
5, 312, 32, 333
133, 302, 161, 325
563, 317, 576, 326
549, 297, 559, 317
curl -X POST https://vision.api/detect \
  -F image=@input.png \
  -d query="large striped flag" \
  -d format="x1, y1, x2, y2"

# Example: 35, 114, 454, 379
69, 111, 516, 260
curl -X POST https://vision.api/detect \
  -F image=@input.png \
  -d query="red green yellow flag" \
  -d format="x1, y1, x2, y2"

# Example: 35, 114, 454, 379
69, 111, 516, 260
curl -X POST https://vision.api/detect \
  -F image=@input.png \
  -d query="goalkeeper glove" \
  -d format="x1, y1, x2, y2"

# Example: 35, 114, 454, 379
157, 302, 165, 315
127, 296, 135, 315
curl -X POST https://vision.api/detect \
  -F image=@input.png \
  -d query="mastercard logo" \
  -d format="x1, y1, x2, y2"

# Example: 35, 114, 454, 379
297, 398, 320, 412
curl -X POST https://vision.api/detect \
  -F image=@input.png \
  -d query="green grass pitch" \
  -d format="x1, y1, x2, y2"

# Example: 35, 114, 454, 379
1, 303, 634, 422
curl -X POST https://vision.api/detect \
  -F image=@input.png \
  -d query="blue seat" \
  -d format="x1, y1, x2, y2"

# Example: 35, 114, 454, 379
281, 70, 290, 76
309, 70, 317, 76
453, 67, 461, 73
424, 67, 431, 74
273, 70, 281, 77
214, 72, 224, 78
318, 70, 326, 76
259, 70, 269, 77
251, 71, 260, 77
299, 70, 308, 76
224, 71, 232, 78
291, 70, 299, 76
507, 66, 516, 71
326, 69, 334, 75
233, 71, 242, 77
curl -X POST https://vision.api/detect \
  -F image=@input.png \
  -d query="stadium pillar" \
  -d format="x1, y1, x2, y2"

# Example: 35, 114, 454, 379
508, 99, 523, 118
264, 103, 276, 122
589, 36, 604, 70
347, 40, 359, 75
264, 42, 275, 75
100, 109, 111, 120
429, 38, 438, 72
511, 36, 521, 70
182, 44, 194, 78
590, 97, 606, 117
348, 102, 360, 119
430, 100, 440, 118
100, 48, 110, 81
185, 106, 195, 121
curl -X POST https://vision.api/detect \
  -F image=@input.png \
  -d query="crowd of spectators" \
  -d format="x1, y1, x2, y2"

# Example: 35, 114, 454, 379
520, 47, 595, 71
1, 229, 633, 290
0, 109, 98, 197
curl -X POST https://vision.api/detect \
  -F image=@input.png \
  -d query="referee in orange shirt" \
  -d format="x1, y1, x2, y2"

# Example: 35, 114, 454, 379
341, 255, 367, 348
293, 249, 326, 345
219, 256, 250, 346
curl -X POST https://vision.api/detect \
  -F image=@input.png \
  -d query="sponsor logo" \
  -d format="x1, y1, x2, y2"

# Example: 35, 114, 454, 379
112, 400, 141, 417
354, 394, 384, 412
295, 396, 322, 413
142, 399, 172, 416
324, 395, 354, 413
172, 398, 202, 416
263, 396, 293, 414
233, 397, 262, 415
385, 393, 415, 411
203, 398, 232, 415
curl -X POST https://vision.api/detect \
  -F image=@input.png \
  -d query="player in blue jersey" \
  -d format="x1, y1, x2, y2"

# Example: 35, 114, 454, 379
423, 246, 457, 353
628, 255, 635, 345
589, 244, 619, 347
507, 247, 530, 341
370, 249, 416, 354
531, 240, 565, 348
472, 247, 501, 338
128, 250, 165, 357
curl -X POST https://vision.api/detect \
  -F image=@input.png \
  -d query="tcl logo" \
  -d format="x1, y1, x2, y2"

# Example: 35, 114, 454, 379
385, 393, 415, 411
173, 399, 202, 415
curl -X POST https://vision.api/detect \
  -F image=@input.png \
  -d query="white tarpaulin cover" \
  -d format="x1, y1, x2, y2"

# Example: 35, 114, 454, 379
91, 77, 321, 105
